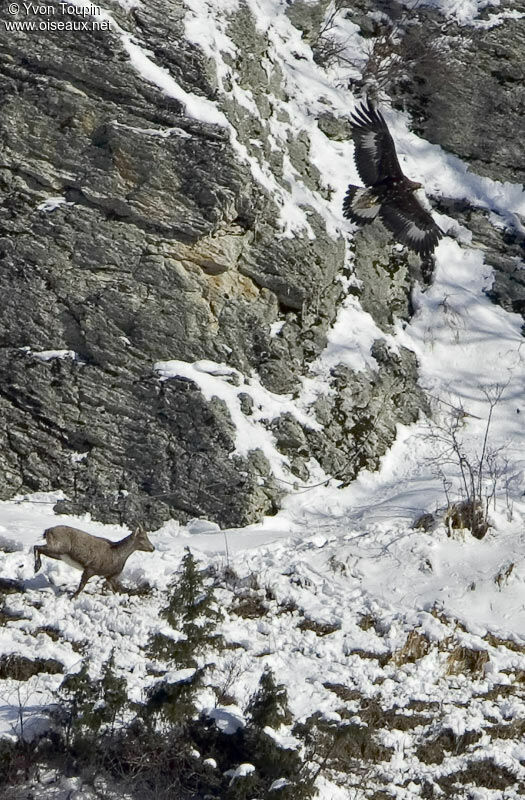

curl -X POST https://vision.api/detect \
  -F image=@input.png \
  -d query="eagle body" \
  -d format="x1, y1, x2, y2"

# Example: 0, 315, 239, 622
343, 99, 442, 257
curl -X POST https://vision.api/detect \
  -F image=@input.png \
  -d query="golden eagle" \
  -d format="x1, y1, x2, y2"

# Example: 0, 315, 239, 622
343, 98, 443, 257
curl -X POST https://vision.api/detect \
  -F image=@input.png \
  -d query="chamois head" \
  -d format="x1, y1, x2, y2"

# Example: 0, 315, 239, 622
132, 525, 155, 553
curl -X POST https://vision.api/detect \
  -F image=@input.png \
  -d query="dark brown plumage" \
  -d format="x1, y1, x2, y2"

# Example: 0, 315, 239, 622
343, 98, 443, 257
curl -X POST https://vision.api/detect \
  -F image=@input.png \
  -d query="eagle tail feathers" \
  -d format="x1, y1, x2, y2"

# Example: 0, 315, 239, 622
343, 185, 381, 224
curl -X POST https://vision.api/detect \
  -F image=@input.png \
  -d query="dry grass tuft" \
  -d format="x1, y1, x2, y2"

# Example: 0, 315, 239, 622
298, 618, 340, 636
392, 630, 431, 665
231, 594, 269, 619
357, 613, 378, 631
484, 631, 525, 653
0, 654, 63, 681
323, 682, 363, 702
446, 645, 489, 676
445, 500, 489, 540
494, 562, 515, 590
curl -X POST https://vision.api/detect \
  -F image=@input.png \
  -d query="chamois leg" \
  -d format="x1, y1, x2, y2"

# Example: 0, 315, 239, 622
34, 545, 63, 573
72, 569, 93, 599
105, 576, 120, 593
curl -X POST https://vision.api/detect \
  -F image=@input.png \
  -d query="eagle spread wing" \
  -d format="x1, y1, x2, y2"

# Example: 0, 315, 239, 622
379, 196, 442, 258
350, 97, 404, 186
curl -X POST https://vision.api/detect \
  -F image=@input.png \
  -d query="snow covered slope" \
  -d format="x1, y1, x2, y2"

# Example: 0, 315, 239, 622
1, 0, 525, 798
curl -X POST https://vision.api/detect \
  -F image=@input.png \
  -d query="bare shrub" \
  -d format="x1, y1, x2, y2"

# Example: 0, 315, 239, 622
310, 0, 449, 100
310, 0, 353, 69
424, 385, 510, 539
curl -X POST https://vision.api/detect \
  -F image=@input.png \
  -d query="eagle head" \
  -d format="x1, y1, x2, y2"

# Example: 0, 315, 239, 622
408, 179, 423, 191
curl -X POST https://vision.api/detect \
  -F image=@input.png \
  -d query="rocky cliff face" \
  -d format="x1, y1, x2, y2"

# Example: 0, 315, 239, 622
0, 0, 522, 530
389, 0, 525, 319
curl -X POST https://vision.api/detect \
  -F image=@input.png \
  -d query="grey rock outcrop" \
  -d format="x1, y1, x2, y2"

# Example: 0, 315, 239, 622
392, 5, 525, 320
437, 200, 525, 319
307, 341, 425, 484
0, 0, 426, 528
396, 8, 525, 187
